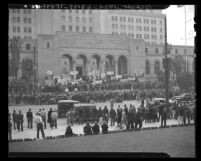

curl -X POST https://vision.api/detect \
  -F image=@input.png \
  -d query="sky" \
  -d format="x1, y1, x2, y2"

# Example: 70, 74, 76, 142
162, 5, 195, 46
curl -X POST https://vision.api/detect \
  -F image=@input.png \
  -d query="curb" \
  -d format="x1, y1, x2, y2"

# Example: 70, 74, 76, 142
8, 123, 194, 143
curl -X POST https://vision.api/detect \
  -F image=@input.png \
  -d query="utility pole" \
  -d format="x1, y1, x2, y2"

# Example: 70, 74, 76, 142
33, 46, 36, 97
164, 15, 169, 109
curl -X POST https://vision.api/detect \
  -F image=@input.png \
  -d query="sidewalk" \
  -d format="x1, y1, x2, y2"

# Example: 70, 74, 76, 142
11, 119, 194, 140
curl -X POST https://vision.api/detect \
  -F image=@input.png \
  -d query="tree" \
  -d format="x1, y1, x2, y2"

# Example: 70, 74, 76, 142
21, 58, 33, 82
177, 72, 194, 91
9, 38, 22, 79
170, 55, 185, 84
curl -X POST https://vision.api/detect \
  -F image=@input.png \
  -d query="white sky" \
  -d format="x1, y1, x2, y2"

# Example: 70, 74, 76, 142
162, 5, 195, 46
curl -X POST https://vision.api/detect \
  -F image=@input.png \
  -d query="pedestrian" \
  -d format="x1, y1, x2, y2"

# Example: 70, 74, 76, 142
186, 105, 191, 125
161, 106, 168, 127
92, 121, 100, 135
177, 104, 183, 125
65, 125, 76, 137
121, 110, 128, 129
40, 108, 47, 129
124, 104, 128, 116
26, 109, 33, 129
8, 118, 12, 140
12, 110, 17, 130
51, 110, 58, 129
109, 106, 116, 126
135, 108, 143, 130
101, 121, 109, 134
97, 107, 103, 124
47, 108, 53, 128
83, 122, 92, 135
117, 106, 122, 127
92, 106, 98, 123
127, 106, 135, 130
34, 113, 45, 139
17, 110, 24, 132
66, 109, 73, 126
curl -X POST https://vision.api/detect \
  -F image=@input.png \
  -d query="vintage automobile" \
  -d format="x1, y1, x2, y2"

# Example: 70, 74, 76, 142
57, 100, 79, 118
172, 93, 194, 102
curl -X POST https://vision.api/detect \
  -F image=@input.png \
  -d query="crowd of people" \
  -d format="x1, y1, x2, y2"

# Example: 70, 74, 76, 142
8, 99, 195, 140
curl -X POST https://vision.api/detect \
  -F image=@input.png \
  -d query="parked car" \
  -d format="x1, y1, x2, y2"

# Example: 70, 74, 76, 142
172, 93, 194, 102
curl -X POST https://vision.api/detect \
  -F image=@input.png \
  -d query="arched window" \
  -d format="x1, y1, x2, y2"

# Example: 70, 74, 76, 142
145, 60, 150, 74
154, 61, 160, 75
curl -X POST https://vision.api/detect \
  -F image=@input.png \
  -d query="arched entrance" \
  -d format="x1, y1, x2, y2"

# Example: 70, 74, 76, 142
76, 55, 87, 79
61, 54, 73, 75
91, 55, 101, 71
118, 56, 127, 76
105, 55, 115, 73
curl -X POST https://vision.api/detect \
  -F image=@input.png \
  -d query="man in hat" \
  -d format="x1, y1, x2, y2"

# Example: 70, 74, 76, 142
161, 106, 168, 127
17, 110, 24, 132
65, 124, 75, 137
26, 109, 33, 129
12, 110, 17, 130
47, 108, 53, 128
101, 121, 109, 134
83, 122, 92, 135
92, 121, 100, 135
109, 106, 116, 126
34, 113, 45, 139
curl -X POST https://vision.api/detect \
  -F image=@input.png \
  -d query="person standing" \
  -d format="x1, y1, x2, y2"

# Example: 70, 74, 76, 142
17, 111, 24, 132
124, 105, 128, 116
127, 106, 135, 130
135, 108, 143, 130
51, 110, 58, 129
26, 109, 33, 129
12, 110, 17, 130
186, 104, 191, 125
97, 107, 103, 124
102, 106, 109, 124
161, 106, 168, 127
117, 106, 122, 127
34, 113, 45, 139
66, 109, 73, 126
47, 108, 53, 128
101, 121, 109, 134
121, 110, 128, 129
40, 108, 47, 129
109, 106, 116, 126
92, 121, 100, 135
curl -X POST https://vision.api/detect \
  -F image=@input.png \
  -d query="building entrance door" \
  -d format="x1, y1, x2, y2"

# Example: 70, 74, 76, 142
76, 66, 83, 79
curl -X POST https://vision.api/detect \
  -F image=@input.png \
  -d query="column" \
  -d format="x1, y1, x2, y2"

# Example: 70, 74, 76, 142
115, 60, 118, 76
73, 60, 76, 80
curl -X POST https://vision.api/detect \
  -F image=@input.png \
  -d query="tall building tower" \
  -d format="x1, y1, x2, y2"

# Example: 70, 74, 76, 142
9, 9, 166, 45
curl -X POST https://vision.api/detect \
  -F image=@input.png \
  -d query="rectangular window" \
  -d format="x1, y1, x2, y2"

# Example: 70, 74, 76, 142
147, 34, 149, 39
69, 25, 72, 31
23, 9, 27, 14
28, 18, 31, 24
131, 18, 133, 22
28, 10, 31, 14
115, 16, 118, 21
144, 19, 146, 23
83, 26, 86, 32
62, 25, 65, 31
16, 9, 20, 14
17, 17, 20, 23
144, 34, 146, 39
155, 48, 158, 54
26, 44, 30, 50
24, 17, 27, 23
145, 48, 148, 54
12, 9, 16, 13
76, 26, 79, 32
17, 26, 20, 32
112, 16, 114, 21
136, 18, 138, 23
12, 17, 16, 23
147, 19, 149, 24
24, 27, 27, 33
28, 27, 31, 33
132, 34, 134, 38
128, 17, 130, 22
160, 35, 162, 40
89, 26, 92, 33
139, 18, 141, 23
160, 28, 162, 32
61, 16, 65, 21
12, 26, 16, 32
123, 17, 126, 22
160, 20, 162, 25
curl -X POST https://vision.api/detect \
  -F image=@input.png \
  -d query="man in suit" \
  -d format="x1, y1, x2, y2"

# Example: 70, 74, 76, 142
161, 106, 168, 127
12, 110, 18, 130
92, 121, 100, 135
26, 109, 33, 129
109, 106, 116, 126
17, 110, 24, 132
